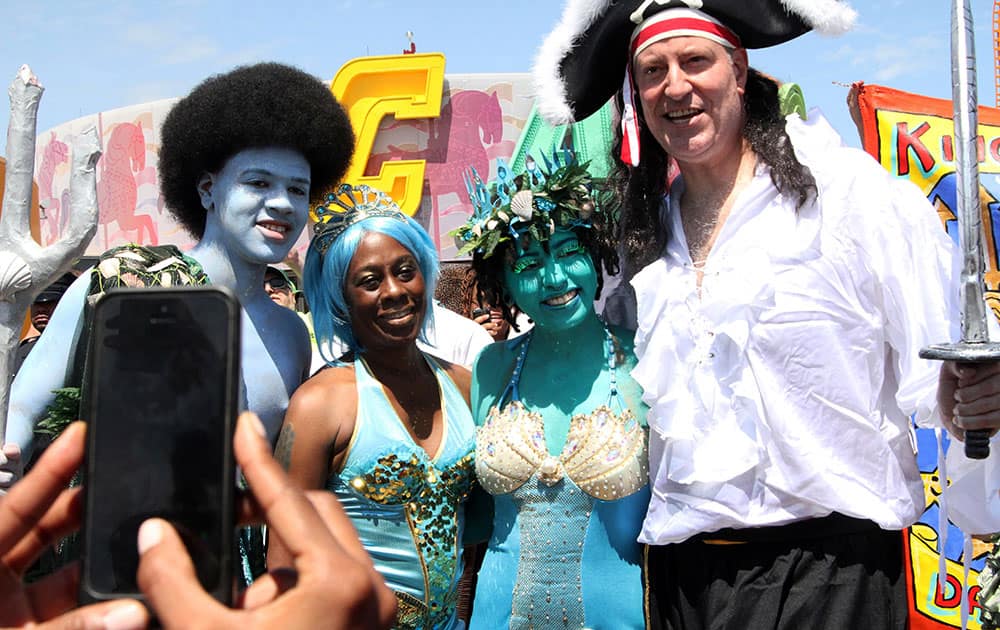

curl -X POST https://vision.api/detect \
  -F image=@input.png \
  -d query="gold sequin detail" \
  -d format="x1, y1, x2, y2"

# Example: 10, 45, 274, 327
349, 450, 475, 629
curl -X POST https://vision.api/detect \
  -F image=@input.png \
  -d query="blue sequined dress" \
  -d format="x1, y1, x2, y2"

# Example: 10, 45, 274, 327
470, 333, 650, 629
327, 354, 476, 630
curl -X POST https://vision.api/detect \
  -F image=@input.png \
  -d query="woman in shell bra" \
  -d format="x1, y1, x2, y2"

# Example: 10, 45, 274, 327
455, 152, 650, 629
269, 185, 476, 630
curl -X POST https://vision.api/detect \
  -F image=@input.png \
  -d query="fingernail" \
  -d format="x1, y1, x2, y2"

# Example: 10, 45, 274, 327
243, 412, 267, 438
137, 519, 163, 554
102, 601, 147, 630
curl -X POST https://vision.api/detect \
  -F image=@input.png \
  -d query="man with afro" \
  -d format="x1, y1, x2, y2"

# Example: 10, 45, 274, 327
6, 62, 354, 477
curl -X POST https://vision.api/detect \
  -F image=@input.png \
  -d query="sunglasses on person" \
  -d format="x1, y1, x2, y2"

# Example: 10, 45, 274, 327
264, 275, 292, 291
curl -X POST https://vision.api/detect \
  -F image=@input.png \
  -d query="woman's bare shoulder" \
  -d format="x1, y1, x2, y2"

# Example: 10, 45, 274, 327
288, 364, 358, 424
441, 360, 472, 402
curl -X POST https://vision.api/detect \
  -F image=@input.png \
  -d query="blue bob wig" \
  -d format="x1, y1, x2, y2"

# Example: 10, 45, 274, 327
304, 213, 439, 363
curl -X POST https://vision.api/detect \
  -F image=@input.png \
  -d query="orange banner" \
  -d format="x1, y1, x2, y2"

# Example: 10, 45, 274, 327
854, 83, 1000, 630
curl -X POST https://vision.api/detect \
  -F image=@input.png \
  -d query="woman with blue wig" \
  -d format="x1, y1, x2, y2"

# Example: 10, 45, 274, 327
268, 184, 476, 630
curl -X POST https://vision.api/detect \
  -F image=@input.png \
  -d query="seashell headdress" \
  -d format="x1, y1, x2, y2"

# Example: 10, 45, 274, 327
451, 149, 613, 259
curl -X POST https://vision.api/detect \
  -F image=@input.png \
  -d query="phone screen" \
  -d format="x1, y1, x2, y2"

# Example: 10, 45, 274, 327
82, 288, 237, 600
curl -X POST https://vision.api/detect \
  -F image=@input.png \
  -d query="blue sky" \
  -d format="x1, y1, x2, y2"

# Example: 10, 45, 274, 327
0, 0, 996, 151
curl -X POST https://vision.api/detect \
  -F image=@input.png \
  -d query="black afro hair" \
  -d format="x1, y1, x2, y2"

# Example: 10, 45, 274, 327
158, 62, 355, 238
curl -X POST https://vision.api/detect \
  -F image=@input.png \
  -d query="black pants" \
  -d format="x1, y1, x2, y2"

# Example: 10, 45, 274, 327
643, 515, 908, 630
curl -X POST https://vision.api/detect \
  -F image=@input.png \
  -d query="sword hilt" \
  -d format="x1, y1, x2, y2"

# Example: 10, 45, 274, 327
965, 430, 992, 459
920, 344, 1000, 459
937, 0, 993, 459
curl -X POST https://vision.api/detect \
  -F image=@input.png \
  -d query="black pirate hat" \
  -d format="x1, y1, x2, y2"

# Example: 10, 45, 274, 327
533, 0, 856, 125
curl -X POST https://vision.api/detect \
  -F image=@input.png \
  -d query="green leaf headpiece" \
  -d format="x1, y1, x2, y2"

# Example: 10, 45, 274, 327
450, 149, 609, 259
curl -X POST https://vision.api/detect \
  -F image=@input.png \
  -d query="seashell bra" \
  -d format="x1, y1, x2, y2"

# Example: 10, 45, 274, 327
476, 327, 648, 501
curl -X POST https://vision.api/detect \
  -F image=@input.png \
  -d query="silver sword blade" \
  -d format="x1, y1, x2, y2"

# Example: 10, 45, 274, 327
919, 0, 998, 459
952, 0, 987, 343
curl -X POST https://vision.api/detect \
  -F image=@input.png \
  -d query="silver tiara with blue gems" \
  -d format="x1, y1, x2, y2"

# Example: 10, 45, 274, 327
312, 184, 409, 254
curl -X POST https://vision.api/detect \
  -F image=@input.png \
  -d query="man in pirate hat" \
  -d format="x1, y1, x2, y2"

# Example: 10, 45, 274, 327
533, 2, 1000, 628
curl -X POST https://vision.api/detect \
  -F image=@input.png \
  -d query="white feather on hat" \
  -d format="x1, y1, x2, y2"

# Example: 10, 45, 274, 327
533, 0, 857, 125
532, 0, 613, 125
780, 0, 857, 35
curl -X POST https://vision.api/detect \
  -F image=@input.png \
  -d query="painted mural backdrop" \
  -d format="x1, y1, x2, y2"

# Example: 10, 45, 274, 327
855, 83, 1000, 630
30, 56, 533, 260
33, 100, 172, 254
29, 52, 616, 263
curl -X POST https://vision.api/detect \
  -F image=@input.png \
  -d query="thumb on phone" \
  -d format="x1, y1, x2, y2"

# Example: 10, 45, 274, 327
135, 518, 224, 627
35, 599, 148, 630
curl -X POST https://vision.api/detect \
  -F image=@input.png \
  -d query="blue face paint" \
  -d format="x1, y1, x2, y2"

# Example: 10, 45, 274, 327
204, 147, 311, 265
503, 228, 598, 333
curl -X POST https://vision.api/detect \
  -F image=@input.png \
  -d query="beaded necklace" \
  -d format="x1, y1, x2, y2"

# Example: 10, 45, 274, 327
498, 323, 624, 412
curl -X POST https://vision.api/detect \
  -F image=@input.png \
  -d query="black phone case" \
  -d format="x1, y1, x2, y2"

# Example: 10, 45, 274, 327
78, 286, 240, 608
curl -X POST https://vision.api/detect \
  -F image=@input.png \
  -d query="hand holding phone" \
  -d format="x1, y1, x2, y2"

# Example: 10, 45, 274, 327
0, 422, 149, 629
134, 413, 398, 629
0, 414, 396, 630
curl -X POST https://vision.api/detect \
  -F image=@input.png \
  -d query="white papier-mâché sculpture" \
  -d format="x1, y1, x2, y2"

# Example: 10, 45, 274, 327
0, 66, 99, 488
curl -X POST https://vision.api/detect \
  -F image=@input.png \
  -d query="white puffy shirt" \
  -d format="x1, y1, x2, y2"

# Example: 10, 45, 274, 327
633, 112, 1000, 545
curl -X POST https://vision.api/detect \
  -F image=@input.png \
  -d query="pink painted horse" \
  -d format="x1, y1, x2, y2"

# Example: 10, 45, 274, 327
38, 132, 69, 244
368, 89, 503, 249
423, 90, 502, 211
97, 121, 157, 247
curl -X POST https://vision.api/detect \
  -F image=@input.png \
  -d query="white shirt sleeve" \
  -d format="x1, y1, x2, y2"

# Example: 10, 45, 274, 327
419, 302, 493, 368
832, 148, 1000, 533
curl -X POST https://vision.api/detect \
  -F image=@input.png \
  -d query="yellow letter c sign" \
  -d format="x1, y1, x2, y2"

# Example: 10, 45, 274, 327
326, 53, 446, 218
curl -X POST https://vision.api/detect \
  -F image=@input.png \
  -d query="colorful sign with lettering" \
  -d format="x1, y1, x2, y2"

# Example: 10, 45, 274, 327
329, 53, 446, 219
855, 83, 1000, 630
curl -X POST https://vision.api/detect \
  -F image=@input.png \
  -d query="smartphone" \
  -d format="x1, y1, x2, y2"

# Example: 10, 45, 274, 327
471, 307, 490, 319
79, 287, 240, 606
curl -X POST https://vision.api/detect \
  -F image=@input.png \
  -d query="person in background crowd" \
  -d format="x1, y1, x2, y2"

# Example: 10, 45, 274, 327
264, 264, 323, 372
436, 262, 520, 343
532, 1, 1000, 628
10, 271, 80, 580
11, 272, 76, 376
270, 184, 476, 629
472, 303, 512, 341
263, 265, 298, 310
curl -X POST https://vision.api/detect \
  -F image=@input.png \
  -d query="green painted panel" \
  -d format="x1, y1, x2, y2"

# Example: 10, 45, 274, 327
510, 102, 615, 178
